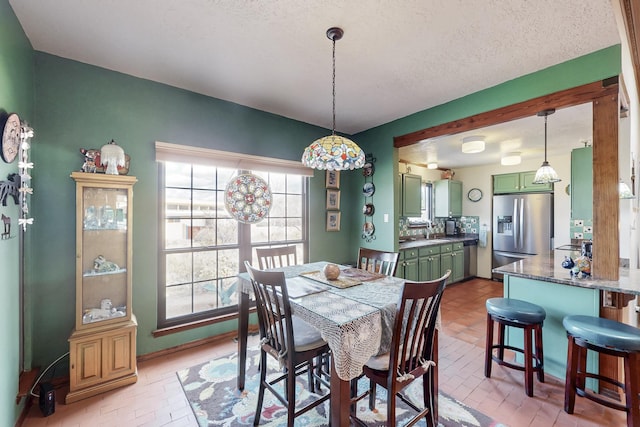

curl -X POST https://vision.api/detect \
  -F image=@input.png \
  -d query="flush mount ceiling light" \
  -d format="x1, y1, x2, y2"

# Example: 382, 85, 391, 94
302, 27, 365, 171
461, 136, 485, 154
532, 109, 561, 184
427, 162, 438, 169
501, 152, 521, 166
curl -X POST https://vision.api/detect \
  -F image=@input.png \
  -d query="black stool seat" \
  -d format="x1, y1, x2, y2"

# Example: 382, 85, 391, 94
563, 315, 640, 427
485, 298, 546, 397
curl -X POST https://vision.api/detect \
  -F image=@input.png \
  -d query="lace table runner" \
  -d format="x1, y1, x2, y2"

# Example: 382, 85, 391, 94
237, 262, 404, 380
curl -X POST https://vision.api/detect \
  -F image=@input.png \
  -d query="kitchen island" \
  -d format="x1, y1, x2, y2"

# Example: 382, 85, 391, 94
492, 251, 640, 386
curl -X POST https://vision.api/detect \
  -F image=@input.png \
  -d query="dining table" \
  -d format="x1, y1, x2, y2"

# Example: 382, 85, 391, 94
236, 261, 421, 426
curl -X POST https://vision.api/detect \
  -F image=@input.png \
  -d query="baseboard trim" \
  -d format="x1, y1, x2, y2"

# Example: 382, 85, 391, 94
138, 325, 260, 363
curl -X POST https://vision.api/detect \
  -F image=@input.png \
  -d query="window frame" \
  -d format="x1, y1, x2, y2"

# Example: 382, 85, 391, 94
156, 147, 310, 329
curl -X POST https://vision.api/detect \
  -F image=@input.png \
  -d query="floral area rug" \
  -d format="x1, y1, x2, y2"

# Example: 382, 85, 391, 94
177, 349, 508, 427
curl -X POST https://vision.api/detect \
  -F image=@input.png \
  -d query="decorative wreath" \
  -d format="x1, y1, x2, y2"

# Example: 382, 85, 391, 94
224, 174, 272, 224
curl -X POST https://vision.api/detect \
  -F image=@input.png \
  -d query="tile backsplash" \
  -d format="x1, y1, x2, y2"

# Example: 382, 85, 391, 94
399, 216, 480, 237
570, 218, 593, 240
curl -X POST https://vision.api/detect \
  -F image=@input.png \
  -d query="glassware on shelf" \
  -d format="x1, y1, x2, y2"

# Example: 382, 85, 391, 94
100, 205, 115, 228
84, 205, 98, 229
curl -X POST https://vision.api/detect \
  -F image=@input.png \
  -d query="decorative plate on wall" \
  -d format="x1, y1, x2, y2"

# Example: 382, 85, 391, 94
1, 112, 21, 163
363, 203, 375, 216
362, 182, 375, 197
362, 221, 375, 237
362, 162, 375, 177
224, 174, 272, 224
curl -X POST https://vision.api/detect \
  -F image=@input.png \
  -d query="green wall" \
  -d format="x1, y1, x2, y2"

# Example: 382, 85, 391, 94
0, 1, 623, 422
29, 53, 363, 367
0, 0, 33, 424
352, 45, 622, 252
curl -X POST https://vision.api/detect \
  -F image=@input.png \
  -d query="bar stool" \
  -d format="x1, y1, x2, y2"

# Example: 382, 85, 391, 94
563, 315, 640, 427
484, 297, 546, 397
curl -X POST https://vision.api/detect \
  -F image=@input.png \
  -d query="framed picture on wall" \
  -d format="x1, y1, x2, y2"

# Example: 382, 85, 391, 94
326, 189, 340, 210
326, 170, 340, 189
326, 211, 341, 232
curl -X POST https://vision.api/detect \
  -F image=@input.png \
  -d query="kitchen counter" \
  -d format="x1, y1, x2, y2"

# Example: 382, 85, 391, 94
398, 234, 479, 250
492, 250, 640, 296
494, 250, 640, 384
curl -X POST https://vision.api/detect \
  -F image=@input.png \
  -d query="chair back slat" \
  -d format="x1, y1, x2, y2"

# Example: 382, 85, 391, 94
256, 246, 298, 269
245, 261, 294, 361
391, 270, 451, 378
357, 247, 400, 276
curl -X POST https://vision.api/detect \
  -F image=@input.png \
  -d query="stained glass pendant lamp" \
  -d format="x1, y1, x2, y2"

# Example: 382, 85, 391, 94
532, 109, 561, 184
302, 27, 365, 171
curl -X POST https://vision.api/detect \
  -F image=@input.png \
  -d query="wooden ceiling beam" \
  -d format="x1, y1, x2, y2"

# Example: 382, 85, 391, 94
394, 79, 618, 148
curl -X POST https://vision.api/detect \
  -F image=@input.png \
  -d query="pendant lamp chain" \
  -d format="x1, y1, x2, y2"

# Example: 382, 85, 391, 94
543, 113, 549, 162
331, 32, 336, 135
532, 108, 561, 184
301, 27, 365, 170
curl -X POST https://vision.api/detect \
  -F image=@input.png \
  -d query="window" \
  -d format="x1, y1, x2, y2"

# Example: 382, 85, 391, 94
408, 182, 433, 225
157, 157, 309, 328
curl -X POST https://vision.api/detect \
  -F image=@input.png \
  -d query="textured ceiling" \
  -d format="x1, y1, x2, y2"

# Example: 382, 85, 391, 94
9, 0, 619, 136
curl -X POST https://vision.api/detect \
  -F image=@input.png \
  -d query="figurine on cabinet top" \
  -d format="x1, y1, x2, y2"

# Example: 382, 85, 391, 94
80, 148, 100, 173
100, 140, 125, 175
79, 143, 131, 175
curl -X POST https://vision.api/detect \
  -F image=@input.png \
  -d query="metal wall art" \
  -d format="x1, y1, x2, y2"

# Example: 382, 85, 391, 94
361, 154, 376, 242
18, 123, 34, 230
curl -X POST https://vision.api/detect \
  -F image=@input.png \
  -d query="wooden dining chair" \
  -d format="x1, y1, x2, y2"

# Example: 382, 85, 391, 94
350, 270, 451, 427
356, 247, 400, 276
256, 245, 298, 269
244, 261, 331, 427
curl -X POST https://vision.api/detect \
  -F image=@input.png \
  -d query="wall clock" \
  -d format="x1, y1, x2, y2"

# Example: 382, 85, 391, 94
467, 188, 483, 202
1, 112, 21, 163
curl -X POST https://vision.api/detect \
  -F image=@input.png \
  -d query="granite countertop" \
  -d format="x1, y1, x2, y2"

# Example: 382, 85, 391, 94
398, 234, 479, 250
492, 250, 640, 296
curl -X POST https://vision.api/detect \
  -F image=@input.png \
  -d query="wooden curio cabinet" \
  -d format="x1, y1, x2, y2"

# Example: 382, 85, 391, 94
67, 172, 138, 403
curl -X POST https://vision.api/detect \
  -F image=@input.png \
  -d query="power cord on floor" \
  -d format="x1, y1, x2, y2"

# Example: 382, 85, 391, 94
29, 352, 69, 398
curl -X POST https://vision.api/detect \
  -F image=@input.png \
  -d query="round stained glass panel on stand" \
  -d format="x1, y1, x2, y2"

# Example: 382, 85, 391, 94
224, 174, 272, 224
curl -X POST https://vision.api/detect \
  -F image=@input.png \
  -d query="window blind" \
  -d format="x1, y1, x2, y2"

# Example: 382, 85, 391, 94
155, 141, 315, 177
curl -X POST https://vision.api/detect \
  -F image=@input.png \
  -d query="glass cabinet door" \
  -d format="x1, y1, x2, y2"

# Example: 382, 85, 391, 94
72, 172, 136, 331
81, 187, 129, 325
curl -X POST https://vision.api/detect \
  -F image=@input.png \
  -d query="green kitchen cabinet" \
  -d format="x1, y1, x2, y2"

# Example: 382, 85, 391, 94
452, 247, 464, 282
397, 248, 419, 281
440, 250, 453, 280
493, 173, 520, 194
418, 246, 441, 281
493, 172, 553, 194
400, 243, 462, 283
401, 173, 422, 217
440, 242, 464, 283
434, 180, 462, 217
571, 146, 593, 220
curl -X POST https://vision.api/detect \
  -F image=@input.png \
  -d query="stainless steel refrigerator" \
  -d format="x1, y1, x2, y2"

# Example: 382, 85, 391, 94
492, 193, 553, 280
